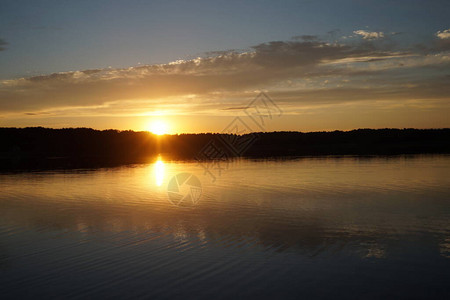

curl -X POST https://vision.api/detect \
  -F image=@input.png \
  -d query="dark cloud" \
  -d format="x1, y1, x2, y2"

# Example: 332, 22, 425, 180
203, 49, 239, 57
0, 39, 8, 51
24, 112, 50, 115
292, 35, 318, 41
327, 29, 341, 39
270, 78, 450, 105
221, 106, 249, 111
414, 38, 450, 54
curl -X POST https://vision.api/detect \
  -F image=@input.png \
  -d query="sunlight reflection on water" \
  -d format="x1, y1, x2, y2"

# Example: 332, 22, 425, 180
154, 156, 165, 187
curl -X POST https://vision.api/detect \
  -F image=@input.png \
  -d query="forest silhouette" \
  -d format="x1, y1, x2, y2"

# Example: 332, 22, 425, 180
1, 127, 449, 170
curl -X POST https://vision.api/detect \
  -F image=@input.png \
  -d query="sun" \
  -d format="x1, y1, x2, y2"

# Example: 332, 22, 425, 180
148, 120, 169, 135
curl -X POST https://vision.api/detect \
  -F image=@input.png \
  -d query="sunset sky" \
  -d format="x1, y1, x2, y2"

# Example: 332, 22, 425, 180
0, 0, 449, 133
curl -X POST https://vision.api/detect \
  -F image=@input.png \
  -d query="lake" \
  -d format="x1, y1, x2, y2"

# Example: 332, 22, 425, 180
1, 155, 449, 299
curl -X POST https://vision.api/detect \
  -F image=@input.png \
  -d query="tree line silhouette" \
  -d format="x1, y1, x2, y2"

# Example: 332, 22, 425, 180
0, 127, 449, 170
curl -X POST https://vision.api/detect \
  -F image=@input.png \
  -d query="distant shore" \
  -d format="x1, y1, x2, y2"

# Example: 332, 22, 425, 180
1, 127, 449, 171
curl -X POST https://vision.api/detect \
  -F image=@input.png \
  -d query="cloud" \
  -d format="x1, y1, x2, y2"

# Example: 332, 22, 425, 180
292, 35, 318, 41
0, 39, 400, 112
436, 29, 450, 39
0, 33, 448, 118
353, 30, 385, 40
269, 77, 450, 105
0, 39, 7, 51
415, 30, 450, 53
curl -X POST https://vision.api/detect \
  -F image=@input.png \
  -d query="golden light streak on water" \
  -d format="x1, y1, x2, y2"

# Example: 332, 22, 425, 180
154, 156, 165, 186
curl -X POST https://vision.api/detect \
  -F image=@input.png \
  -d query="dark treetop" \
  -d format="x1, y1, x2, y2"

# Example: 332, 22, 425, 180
0, 127, 449, 170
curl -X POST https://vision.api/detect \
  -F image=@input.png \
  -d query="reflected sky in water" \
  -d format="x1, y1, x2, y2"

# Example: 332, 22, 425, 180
0, 155, 450, 299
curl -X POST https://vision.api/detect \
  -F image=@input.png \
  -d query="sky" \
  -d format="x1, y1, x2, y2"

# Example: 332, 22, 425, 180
0, 0, 449, 133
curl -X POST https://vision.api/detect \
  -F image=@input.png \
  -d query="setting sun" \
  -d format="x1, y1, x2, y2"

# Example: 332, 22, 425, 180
148, 120, 169, 135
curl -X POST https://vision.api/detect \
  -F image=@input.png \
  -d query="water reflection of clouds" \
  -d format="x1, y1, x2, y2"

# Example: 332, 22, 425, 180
440, 238, 450, 258
0, 193, 436, 260
361, 241, 386, 259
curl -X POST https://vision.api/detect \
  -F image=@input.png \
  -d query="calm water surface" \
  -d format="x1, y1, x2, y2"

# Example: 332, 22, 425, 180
1, 155, 449, 299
